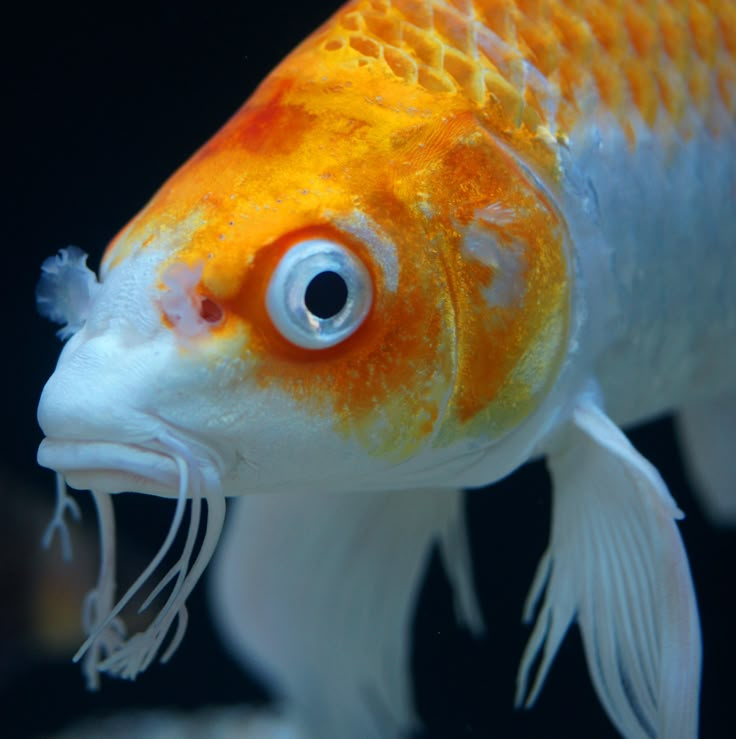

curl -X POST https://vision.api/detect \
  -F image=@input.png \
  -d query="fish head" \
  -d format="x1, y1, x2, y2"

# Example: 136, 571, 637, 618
37, 28, 573, 500
34, 11, 575, 685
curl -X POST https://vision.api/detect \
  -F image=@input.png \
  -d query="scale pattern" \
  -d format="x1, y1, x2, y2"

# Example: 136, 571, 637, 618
319, 0, 736, 139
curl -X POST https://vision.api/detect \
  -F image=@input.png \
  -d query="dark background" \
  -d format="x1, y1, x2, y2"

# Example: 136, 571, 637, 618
4, 1, 734, 737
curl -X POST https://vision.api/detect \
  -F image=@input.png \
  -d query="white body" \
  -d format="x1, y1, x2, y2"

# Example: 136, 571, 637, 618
564, 112, 736, 426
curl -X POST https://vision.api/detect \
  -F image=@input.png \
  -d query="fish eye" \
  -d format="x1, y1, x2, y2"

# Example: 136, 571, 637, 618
266, 237, 372, 349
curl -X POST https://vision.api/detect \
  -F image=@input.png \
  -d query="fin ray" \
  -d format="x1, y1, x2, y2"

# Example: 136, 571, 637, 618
517, 398, 701, 739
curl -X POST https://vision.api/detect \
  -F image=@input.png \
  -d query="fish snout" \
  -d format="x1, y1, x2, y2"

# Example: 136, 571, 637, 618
36, 330, 182, 494
38, 332, 160, 443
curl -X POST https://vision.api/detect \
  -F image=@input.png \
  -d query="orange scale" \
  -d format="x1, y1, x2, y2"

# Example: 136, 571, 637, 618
689, 1, 718, 64
625, 60, 661, 128
521, 24, 562, 79
623, 3, 660, 60
592, 56, 626, 113
718, 1, 736, 57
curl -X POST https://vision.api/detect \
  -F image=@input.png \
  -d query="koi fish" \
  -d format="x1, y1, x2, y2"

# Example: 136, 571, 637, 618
36, 1, 735, 737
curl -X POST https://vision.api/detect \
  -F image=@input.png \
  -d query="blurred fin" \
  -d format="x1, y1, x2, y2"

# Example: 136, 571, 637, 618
676, 394, 736, 525
517, 397, 701, 739
210, 487, 480, 739
51, 705, 306, 739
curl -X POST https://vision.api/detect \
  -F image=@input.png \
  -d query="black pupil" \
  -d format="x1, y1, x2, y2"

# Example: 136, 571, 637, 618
304, 271, 349, 319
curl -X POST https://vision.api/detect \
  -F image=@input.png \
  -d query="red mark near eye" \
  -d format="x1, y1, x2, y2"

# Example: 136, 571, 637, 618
199, 297, 224, 324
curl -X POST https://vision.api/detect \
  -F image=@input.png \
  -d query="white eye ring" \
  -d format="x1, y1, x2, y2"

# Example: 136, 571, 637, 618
266, 238, 373, 349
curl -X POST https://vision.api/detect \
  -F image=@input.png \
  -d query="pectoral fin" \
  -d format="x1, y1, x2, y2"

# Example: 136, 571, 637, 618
210, 487, 481, 739
516, 397, 701, 739
677, 393, 736, 525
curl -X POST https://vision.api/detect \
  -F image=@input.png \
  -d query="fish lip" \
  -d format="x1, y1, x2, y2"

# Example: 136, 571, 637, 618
37, 438, 180, 496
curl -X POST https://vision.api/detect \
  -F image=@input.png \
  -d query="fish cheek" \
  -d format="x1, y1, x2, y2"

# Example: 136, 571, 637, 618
336, 289, 456, 461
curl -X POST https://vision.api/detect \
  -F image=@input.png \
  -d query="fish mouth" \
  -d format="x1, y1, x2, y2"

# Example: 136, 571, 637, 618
37, 439, 180, 496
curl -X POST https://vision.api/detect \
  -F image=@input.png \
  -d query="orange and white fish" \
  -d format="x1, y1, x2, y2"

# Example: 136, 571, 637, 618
36, 1, 735, 737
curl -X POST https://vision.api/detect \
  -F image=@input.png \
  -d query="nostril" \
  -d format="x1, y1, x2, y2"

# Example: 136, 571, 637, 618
198, 296, 224, 324
159, 261, 225, 336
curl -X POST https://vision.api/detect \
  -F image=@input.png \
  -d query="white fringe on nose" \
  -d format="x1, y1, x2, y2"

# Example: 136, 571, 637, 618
66, 435, 226, 688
